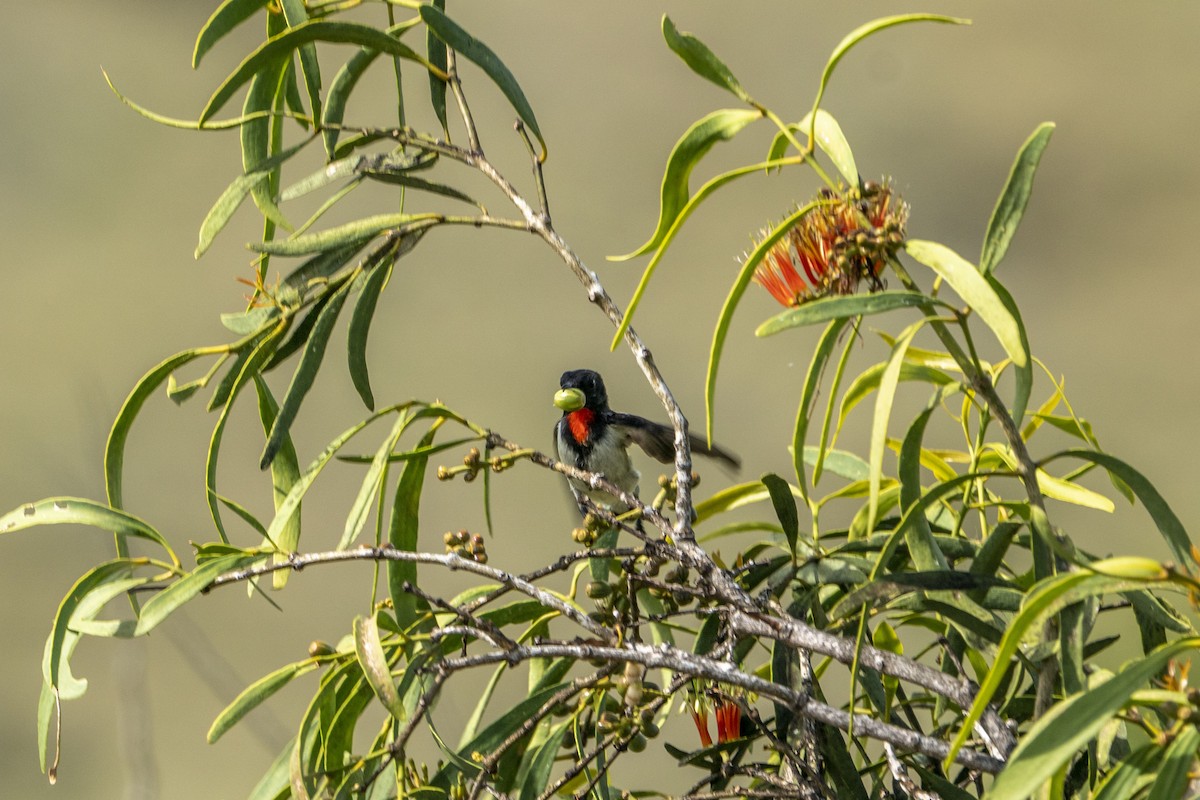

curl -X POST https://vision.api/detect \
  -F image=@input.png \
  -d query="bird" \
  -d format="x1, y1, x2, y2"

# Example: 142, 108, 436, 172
552, 369, 740, 519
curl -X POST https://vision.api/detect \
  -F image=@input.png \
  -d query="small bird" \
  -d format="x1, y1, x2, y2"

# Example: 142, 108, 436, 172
553, 369, 740, 518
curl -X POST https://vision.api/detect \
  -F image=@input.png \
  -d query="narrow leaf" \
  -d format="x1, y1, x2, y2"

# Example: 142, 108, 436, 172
904, 239, 1027, 367
810, 15, 968, 137
761, 473, 799, 557
804, 109, 857, 185
341, 412, 410, 550
197, 137, 312, 258
200, 20, 441, 124
661, 16, 751, 102
1, 498, 173, 556
986, 638, 1200, 800
611, 108, 761, 262
348, 247, 398, 411
791, 318, 850, 501
135, 553, 264, 636
193, 0, 271, 68
707, 201, 819, 442
250, 214, 428, 256
260, 284, 352, 469
981, 122, 1055, 275
354, 614, 403, 720
208, 660, 319, 743
420, 4, 544, 158
426, 0, 449, 135
390, 426, 438, 628
867, 320, 924, 536
253, 376, 303, 588
757, 291, 934, 337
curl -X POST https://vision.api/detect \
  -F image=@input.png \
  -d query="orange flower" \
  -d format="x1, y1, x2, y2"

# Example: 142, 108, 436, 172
750, 180, 908, 308
715, 698, 742, 744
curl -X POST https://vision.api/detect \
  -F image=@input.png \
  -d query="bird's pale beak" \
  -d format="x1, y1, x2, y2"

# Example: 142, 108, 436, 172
554, 388, 585, 411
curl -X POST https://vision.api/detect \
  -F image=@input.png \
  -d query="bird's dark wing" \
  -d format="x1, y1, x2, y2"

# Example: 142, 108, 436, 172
609, 413, 741, 470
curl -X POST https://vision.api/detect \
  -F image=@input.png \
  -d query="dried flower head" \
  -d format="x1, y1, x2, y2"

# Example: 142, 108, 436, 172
748, 180, 909, 308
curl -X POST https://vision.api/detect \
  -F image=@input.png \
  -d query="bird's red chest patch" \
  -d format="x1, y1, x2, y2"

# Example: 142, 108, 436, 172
566, 408, 595, 444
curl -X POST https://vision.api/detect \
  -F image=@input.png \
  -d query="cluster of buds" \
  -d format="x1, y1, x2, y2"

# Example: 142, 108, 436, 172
594, 664, 663, 753
652, 471, 700, 514
749, 179, 908, 308
443, 529, 487, 564
646, 562, 696, 609
437, 447, 526, 483
571, 512, 604, 547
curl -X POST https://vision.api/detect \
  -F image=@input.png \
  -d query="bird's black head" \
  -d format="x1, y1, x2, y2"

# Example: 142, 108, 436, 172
556, 369, 610, 412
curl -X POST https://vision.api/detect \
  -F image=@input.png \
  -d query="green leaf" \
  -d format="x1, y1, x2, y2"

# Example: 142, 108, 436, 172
760, 473, 799, 557
987, 638, 1200, 800
988, 275, 1033, 426
791, 319, 850, 502
802, 446, 869, 481
354, 613, 403, 720
947, 568, 1179, 771
348, 243, 400, 411
611, 108, 761, 263
661, 16, 751, 103
197, 137, 313, 258
695, 480, 799, 524
1, 498, 174, 557
867, 320, 924, 536
200, 20, 440, 124
209, 660, 319, 743
278, 0, 322, 123
432, 682, 571, 790
420, 4, 544, 158
809, 15, 969, 139
898, 392, 955, 572
105, 349, 212, 551
341, 412, 410, 550
904, 239, 1027, 367
426, 0, 449, 135
706, 201, 819, 442
206, 332, 281, 543
250, 214, 429, 256
136, 553, 264, 636
610, 151, 792, 353
1048, 449, 1196, 567
260, 283, 352, 469
253, 376, 302, 588
838, 362, 954, 434
240, 54, 292, 236
803, 109, 857, 185
390, 425, 438, 628
281, 150, 435, 202
264, 402, 406, 555
45, 560, 139, 691
1091, 743, 1162, 800
517, 719, 570, 800
193, 0, 271, 68
757, 291, 934, 337
980, 122, 1055, 276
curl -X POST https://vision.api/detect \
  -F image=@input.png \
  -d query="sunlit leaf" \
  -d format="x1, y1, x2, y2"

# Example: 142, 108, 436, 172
250, 214, 431, 256
707, 201, 819, 442
354, 613, 403, 720
809, 15, 968, 140
136, 553, 264, 636
986, 638, 1200, 799
791, 318, 850, 501
209, 660, 319, 743
981, 122, 1055, 275
611, 108, 760, 263
757, 291, 934, 337
904, 239, 1027, 367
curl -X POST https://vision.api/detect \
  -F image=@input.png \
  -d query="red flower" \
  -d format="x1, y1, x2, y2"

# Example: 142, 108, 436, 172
715, 699, 742, 744
750, 180, 908, 308
689, 707, 713, 748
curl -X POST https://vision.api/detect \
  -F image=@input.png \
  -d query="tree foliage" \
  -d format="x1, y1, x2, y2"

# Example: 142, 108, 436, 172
6, 4, 1200, 799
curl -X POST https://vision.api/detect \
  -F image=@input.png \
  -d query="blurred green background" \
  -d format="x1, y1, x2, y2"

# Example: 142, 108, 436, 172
4, 2, 1200, 797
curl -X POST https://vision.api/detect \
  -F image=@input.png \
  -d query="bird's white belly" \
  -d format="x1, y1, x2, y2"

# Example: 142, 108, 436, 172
560, 426, 640, 508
